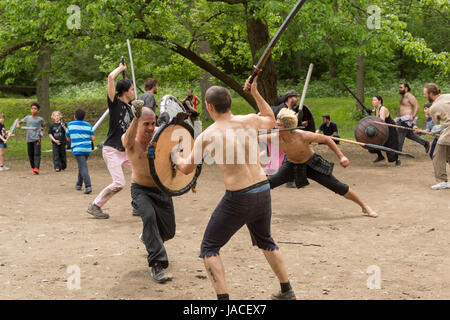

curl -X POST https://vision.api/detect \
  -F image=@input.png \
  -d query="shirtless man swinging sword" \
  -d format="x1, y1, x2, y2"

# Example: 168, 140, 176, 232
172, 76, 295, 300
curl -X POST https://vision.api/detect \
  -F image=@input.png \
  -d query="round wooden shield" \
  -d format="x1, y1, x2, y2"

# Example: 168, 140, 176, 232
355, 116, 389, 146
148, 114, 202, 196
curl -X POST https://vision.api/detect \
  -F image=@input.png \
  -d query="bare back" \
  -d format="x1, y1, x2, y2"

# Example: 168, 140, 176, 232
200, 114, 267, 191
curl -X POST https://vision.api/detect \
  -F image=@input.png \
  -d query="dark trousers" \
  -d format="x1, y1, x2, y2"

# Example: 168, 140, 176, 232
269, 159, 349, 196
397, 121, 428, 151
75, 155, 91, 188
27, 140, 41, 169
131, 184, 175, 268
200, 186, 278, 259
52, 142, 67, 170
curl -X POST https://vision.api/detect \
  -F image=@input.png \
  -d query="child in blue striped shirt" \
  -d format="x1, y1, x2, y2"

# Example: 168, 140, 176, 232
66, 108, 95, 194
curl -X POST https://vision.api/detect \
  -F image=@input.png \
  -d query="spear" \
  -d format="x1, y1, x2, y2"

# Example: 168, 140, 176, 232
330, 137, 414, 158
371, 120, 440, 137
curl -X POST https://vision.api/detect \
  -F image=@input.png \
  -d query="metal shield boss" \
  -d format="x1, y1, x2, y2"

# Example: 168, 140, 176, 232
354, 116, 389, 145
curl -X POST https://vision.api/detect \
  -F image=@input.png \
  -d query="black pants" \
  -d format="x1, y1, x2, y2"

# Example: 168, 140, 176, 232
200, 183, 278, 258
397, 121, 428, 151
27, 140, 41, 169
131, 184, 175, 268
75, 155, 91, 188
268, 159, 349, 196
52, 143, 67, 170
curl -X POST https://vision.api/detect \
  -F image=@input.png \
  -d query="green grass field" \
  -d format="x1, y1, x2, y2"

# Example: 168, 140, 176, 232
1, 95, 431, 160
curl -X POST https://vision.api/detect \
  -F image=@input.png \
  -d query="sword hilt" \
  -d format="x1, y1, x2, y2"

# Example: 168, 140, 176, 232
245, 66, 262, 92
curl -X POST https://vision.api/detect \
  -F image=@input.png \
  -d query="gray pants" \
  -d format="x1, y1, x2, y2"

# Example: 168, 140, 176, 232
75, 155, 91, 188
131, 184, 175, 268
432, 144, 450, 183
397, 121, 428, 151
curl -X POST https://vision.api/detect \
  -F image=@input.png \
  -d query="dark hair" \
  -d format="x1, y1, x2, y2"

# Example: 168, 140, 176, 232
74, 108, 86, 120
374, 94, 384, 105
424, 102, 432, 109
144, 78, 158, 91
400, 82, 411, 92
322, 114, 330, 120
424, 83, 441, 96
205, 86, 232, 114
31, 102, 41, 110
116, 79, 133, 97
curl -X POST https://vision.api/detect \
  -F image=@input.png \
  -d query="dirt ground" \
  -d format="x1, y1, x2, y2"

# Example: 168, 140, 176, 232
0, 140, 449, 300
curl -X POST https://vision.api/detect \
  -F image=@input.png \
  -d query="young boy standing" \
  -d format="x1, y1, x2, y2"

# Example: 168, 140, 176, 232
66, 108, 95, 194
48, 111, 67, 172
0, 113, 9, 171
17, 103, 46, 175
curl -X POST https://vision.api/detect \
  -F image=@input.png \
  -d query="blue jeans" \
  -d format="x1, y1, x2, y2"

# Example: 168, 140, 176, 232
75, 155, 91, 188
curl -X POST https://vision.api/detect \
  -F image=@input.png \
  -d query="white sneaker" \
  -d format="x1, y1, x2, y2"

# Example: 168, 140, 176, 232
431, 182, 449, 190
0, 166, 9, 171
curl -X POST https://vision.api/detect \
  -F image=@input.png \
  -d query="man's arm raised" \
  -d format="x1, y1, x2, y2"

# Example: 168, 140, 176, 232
122, 118, 138, 150
244, 76, 275, 130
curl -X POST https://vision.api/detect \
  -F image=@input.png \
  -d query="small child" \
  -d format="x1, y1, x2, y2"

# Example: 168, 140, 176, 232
65, 108, 95, 194
0, 113, 10, 171
17, 102, 46, 175
48, 111, 67, 172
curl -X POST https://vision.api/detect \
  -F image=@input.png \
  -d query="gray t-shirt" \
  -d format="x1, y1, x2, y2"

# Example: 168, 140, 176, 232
21, 115, 45, 142
138, 92, 157, 112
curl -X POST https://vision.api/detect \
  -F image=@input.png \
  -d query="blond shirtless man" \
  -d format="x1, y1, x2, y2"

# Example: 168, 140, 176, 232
122, 106, 175, 284
267, 108, 377, 218
397, 83, 430, 153
173, 77, 295, 300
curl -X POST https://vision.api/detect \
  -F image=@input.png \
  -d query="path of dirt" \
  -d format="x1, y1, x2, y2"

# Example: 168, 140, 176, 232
0, 141, 449, 299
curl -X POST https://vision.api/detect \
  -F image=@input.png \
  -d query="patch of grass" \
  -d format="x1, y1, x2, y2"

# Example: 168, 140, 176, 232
1, 95, 431, 160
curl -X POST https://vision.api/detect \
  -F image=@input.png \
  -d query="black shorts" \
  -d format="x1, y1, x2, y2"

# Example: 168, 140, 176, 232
199, 181, 279, 258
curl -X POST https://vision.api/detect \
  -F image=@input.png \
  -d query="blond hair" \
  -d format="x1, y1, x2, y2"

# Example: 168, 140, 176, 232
277, 108, 298, 128
51, 111, 62, 121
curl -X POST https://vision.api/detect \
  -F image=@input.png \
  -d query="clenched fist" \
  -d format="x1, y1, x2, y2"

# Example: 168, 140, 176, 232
131, 99, 145, 118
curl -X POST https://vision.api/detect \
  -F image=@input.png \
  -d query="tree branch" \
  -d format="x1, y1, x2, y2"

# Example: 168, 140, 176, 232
207, 0, 246, 4
0, 41, 35, 59
135, 31, 257, 110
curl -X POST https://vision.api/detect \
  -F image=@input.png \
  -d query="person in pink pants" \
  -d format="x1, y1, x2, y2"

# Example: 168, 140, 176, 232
86, 62, 136, 219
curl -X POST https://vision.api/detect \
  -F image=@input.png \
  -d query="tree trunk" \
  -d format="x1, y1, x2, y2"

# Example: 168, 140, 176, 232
356, 54, 365, 112
328, 58, 337, 79
246, 16, 278, 105
197, 40, 214, 121
36, 46, 51, 123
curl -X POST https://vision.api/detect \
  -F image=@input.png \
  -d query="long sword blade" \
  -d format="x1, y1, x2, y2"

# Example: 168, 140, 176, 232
248, 0, 308, 85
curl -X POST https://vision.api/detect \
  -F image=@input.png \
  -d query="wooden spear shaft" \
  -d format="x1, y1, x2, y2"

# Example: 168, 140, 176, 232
372, 121, 440, 137
258, 126, 305, 135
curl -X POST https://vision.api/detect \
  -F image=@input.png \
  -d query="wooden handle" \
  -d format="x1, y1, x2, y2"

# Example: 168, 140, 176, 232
244, 67, 261, 92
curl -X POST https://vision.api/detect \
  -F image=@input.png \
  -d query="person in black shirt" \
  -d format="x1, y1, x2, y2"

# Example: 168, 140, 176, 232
87, 62, 136, 219
48, 111, 67, 172
0, 113, 9, 171
316, 114, 340, 143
